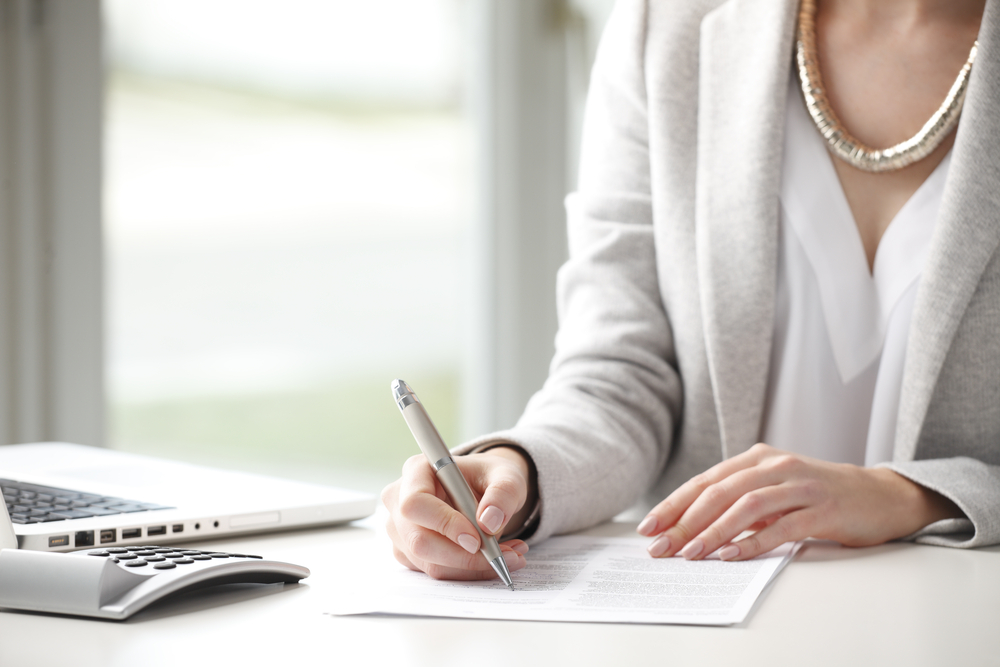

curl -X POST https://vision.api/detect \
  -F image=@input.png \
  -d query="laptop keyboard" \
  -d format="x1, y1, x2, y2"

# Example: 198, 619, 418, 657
1, 479, 172, 524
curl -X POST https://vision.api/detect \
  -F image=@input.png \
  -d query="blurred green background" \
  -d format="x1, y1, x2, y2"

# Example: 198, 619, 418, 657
112, 372, 459, 493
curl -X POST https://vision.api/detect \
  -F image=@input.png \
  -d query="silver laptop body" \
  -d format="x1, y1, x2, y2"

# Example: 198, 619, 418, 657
0, 442, 376, 552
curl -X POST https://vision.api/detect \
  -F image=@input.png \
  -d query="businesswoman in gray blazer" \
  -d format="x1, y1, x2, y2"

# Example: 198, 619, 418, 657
383, 0, 999, 581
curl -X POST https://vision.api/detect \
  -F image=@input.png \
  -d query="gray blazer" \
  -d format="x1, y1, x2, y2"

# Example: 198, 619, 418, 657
459, 0, 1000, 548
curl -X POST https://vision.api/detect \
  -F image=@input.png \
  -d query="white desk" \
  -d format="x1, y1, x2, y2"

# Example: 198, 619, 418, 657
1, 519, 997, 667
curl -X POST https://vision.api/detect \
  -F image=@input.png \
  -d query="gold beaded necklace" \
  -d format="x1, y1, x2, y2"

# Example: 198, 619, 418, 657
795, 0, 978, 172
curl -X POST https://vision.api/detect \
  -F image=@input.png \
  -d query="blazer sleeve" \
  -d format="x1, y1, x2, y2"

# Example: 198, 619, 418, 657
454, 0, 682, 543
880, 457, 1000, 548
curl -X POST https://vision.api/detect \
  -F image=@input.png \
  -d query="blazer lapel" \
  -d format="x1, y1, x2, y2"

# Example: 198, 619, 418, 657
895, 0, 1000, 461
696, 0, 798, 459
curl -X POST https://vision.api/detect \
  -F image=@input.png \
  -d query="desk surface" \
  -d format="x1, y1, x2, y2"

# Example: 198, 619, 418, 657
1, 517, 997, 667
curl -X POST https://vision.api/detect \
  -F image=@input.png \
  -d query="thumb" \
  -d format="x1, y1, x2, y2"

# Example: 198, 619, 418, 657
467, 453, 529, 538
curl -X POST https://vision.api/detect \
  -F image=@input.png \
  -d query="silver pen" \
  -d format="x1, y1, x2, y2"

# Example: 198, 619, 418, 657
391, 379, 514, 590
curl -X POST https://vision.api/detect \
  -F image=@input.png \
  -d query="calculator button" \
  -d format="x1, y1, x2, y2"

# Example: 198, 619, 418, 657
87, 551, 110, 557
153, 562, 176, 570
124, 560, 148, 567
117, 553, 138, 560
165, 553, 186, 559
181, 550, 202, 555
106, 548, 128, 553
207, 553, 229, 558
153, 548, 173, 553
174, 558, 194, 564
143, 556, 165, 562
190, 555, 211, 560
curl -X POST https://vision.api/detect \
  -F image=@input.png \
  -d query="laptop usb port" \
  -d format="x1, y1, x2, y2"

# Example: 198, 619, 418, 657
121, 528, 141, 540
100, 529, 116, 544
75, 530, 95, 548
48, 535, 70, 548
172, 524, 184, 533
147, 525, 166, 536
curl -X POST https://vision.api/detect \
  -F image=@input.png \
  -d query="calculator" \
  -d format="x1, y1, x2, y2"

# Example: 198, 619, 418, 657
0, 545, 310, 620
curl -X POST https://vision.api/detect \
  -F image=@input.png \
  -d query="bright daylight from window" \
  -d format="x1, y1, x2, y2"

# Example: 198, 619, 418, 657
104, 0, 472, 493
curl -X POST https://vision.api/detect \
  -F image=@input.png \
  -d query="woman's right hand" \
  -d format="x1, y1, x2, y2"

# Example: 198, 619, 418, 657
381, 446, 536, 580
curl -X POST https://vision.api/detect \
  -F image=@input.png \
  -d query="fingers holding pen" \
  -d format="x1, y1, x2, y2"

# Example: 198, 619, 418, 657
383, 456, 528, 578
385, 497, 527, 576
395, 455, 484, 554
388, 521, 526, 580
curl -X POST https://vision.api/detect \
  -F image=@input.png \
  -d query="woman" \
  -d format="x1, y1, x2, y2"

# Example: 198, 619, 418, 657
383, 0, 998, 581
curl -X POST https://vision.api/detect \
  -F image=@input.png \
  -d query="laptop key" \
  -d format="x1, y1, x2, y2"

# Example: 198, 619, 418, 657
102, 504, 150, 513
85, 507, 125, 517
46, 509, 97, 520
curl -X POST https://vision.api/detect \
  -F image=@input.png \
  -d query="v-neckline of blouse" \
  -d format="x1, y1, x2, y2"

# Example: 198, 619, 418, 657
780, 81, 951, 385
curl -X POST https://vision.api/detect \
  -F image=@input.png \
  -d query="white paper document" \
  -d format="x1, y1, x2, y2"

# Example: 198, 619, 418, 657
332, 535, 800, 626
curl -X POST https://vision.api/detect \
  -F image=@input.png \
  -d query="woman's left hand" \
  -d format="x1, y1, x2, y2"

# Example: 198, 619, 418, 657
637, 443, 962, 561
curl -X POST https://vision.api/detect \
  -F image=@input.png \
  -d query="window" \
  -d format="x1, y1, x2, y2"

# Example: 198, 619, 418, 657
104, 0, 472, 492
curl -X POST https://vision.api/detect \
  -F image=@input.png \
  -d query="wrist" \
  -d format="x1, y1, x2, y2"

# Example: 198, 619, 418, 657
871, 468, 964, 536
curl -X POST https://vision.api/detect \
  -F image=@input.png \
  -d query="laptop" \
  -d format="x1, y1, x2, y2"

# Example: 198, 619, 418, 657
0, 442, 377, 552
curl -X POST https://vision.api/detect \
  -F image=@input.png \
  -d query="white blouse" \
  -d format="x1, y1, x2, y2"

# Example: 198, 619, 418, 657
760, 80, 952, 467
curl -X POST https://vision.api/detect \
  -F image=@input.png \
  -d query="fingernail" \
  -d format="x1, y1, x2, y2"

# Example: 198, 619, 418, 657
480, 505, 504, 535
503, 550, 522, 570
718, 544, 741, 561
637, 515, 659, 536
457, 533, 479, 554
680, 538, 705, 560
647, 534, 672, 558
510, 542, 529, 555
